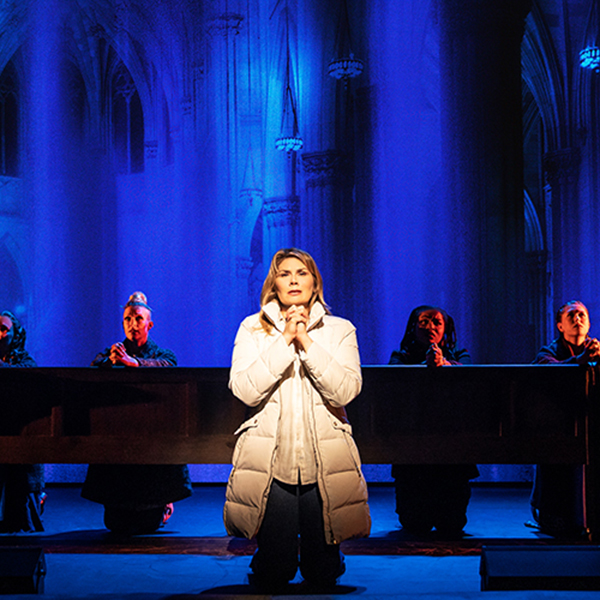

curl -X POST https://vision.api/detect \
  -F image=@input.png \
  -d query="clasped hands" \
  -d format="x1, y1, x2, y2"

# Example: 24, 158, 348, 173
425, 343, 451, 367
577, 337, 600, 365
109, 342, 139, 367
282, 305, 313, 352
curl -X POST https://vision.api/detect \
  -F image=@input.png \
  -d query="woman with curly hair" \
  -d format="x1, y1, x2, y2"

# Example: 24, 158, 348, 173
389, 305, 478, 538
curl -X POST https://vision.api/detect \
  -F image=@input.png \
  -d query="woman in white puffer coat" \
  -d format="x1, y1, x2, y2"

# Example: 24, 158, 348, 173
224, 248, 371, 592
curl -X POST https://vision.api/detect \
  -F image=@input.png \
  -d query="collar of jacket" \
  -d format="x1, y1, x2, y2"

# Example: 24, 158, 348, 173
262, 300, 326, 333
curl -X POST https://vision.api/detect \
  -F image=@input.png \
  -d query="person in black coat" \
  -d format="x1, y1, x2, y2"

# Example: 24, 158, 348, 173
529, 300, 600, 538
81, 292, 192, 535
389, 305, 478, 538
0, 311, 45, 533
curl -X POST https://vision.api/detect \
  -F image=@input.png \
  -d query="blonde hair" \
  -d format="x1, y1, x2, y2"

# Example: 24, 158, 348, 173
258, 248, 329, 333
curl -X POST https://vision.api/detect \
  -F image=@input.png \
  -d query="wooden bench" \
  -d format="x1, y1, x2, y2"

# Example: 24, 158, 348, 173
0, 365, 596, 539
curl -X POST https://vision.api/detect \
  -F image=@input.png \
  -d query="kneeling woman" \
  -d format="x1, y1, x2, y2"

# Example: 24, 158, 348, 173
224, 248, 370, 592
389, 305, 478, 538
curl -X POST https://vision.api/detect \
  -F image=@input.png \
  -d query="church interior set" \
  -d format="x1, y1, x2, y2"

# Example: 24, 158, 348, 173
0, 0, 598, 500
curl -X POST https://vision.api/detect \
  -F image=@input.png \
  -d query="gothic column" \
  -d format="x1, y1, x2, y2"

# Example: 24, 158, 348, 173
301, 150, 353, 312
236, 186, 263, 315
543, 148, 582, 309
438, 0, 532, 363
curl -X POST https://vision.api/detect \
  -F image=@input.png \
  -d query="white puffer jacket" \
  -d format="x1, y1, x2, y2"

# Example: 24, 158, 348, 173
224, 300, 371, 544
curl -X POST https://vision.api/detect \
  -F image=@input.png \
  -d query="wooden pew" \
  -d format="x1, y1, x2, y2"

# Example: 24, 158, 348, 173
0, 365, 595, 538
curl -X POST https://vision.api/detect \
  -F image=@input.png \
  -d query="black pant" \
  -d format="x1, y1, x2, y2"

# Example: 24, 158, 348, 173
250, 479, 344, 587
530, 464, 584, 537
392, 464, 475, 535
0, 465, 44, 533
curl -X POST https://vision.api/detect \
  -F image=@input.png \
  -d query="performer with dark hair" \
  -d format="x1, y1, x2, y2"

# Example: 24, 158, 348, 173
389, 305, 478, 538
224, 248, 370, 593
0, 311, 45, 533
529, 300, 600, 538
81, 292, 192, 535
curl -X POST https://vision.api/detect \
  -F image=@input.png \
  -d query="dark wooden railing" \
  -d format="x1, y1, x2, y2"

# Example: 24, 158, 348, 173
0, 365, 597, 538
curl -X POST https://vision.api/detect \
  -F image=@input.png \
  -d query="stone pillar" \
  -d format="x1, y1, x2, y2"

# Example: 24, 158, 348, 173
438, 0, 532, 363
236, 186, 263, 316
543, 148, 581, 310
301, 150, 353, 312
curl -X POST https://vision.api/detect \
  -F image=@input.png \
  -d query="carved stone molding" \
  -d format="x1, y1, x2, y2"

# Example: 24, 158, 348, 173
180, 96, 192, 116
144, 140, 158, 159
208, 13, 244, 38
543, 148, 581, 188
263, 195, 300, 230
302, 151, 350, 189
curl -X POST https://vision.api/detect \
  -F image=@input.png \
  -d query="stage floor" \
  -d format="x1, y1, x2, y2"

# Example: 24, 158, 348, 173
0, 484, 596, 599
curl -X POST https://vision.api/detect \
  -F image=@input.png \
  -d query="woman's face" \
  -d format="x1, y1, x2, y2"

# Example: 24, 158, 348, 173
0, 316, 14, 356
414, 309, 445, 347
274, 257, 315, 310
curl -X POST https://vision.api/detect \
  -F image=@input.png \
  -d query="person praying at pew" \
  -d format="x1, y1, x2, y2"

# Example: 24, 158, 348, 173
81, 291, 192, 535
528, 300, 600, 539
389, 305, 478, 539
224, 248, 371, 593
0, 311, 46, 533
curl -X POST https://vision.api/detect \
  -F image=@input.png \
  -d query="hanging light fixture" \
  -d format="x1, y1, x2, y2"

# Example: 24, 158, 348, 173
580, 46, 600, 71
275, 4, 303, 152
328, 54, 363, 79
580, 0, 600, 72
275, 76, 303, 152
328, 0, 363, 80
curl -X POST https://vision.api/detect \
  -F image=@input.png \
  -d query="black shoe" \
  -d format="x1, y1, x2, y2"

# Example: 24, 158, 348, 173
247, 573, 290, 594
435, 527, 464, 540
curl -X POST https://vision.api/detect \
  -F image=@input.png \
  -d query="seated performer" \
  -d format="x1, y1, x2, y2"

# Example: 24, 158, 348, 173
81, 292, 192, 535
389, 305, 478, 538
529, 300, 600, 538
0, 311, 45, 533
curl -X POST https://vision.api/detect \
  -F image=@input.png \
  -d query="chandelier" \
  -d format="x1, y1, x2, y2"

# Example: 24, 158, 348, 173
328, 54, 364, 79
275, 3, 303, 152
275, 136, 303, 152
580, 46, 600, 71
580, 0, 600, 72
328, 0, 364, 81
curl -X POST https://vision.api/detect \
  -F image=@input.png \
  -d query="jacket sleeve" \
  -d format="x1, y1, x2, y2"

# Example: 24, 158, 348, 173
91, 348, 112, 367
229, 320, 296, 407
137, 348, 177, 367
447, 348, 471, 365
300, 322, 362, 408
0, 351, 37, 368
389, 348, 404, 364
533, 344, 577, 364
